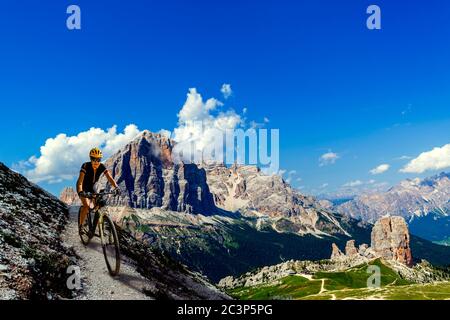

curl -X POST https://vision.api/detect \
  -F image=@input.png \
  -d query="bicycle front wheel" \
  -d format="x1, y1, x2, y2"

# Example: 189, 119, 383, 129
100, 215, 121, 276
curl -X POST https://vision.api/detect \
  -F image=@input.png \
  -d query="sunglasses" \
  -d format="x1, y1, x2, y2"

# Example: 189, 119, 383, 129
90, 157, 102, 162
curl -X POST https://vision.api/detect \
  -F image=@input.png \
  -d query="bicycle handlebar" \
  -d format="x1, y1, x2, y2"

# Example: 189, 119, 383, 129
80, 190, 118, 199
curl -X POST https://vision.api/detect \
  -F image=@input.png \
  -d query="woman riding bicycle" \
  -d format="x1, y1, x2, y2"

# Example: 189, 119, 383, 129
76, 147, 120, 235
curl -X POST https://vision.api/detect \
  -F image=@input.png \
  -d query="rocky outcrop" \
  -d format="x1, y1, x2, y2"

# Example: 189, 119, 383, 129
331, 243, 344, 260
371, 216, 413, 266
59, 187, 81, 206
97, 130, 217, 215
345, 240, 358, 256
330, 216, 413, 267
203, 162, 351, 236
0, 162, 77, 299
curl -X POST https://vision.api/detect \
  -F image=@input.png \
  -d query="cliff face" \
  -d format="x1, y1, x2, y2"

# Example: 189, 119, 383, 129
97, 130, 217, 215
371, 216, 413, 266
0, 162, 77, 299
203, 163, 351, 236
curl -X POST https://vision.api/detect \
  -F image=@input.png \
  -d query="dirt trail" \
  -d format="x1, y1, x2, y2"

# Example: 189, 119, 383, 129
62, 207, 153, 300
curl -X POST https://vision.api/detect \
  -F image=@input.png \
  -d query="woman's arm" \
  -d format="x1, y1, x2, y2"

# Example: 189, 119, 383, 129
76, 171, 85, 194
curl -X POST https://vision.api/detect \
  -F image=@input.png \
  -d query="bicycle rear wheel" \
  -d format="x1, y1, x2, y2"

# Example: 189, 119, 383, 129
101, 215, 121, 276
78, 207, 92, 245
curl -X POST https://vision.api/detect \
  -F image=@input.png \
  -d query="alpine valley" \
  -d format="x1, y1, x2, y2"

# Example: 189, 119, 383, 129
58, 130, 450, 284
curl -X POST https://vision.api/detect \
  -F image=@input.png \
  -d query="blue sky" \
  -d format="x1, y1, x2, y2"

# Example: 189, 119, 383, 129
0, 0, 449, 196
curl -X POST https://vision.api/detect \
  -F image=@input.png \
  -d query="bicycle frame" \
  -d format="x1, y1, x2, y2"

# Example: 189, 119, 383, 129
79, 190, 121, 276
87, 192, 114, 233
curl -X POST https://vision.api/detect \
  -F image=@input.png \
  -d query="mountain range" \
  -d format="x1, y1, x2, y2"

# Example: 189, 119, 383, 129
67, 130, 450, 282
333, 172, 450, 244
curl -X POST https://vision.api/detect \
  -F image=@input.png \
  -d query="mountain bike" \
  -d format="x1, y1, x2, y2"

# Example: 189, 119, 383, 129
78, 190, 121, 276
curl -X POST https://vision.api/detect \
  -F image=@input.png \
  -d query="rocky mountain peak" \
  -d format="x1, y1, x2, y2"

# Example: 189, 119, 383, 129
94, 130, 356, 236
335, 172, 450, 223
97, 131, 217, 215
59, 187, 81, 206
203, 162, 352, 236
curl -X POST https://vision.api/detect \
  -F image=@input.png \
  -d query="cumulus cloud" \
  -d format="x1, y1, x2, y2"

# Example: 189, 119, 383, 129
319, 152, 339, 166
370, 163, 390, 175
221, 83, 233, 99
177, 88, 224, 123
343, 180, 363, 187
15, 124, 142, 183
400, 143, 450, 173
172, 88, 244, 164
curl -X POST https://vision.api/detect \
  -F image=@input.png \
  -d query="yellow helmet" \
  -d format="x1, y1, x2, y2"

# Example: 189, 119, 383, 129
89, 147, 103, 159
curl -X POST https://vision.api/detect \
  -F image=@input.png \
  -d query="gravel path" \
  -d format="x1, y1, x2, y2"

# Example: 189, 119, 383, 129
62, 207, 153, 300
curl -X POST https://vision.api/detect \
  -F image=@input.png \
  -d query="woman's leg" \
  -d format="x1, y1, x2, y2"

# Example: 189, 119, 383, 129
79, 196, 91, 226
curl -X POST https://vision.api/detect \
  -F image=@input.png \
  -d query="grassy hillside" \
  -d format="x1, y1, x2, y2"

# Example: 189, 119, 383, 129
228, 259, 450, 300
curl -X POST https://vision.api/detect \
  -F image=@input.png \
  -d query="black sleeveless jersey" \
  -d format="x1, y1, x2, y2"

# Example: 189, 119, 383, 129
80, 162, 108, 192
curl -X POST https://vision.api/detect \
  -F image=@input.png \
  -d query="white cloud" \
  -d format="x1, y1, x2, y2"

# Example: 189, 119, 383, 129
400, 143, 450, 173
15, 124, 142, 183
220, 83, 233, 99
394, 155, 412, 161
343, 180, 363, 187
319, 152, 339, 166
370, 163, 390, 175
320, 183, 329, 188
177, 88, 224, 123
173, 87, 244, 164
264, 117, 270, 123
